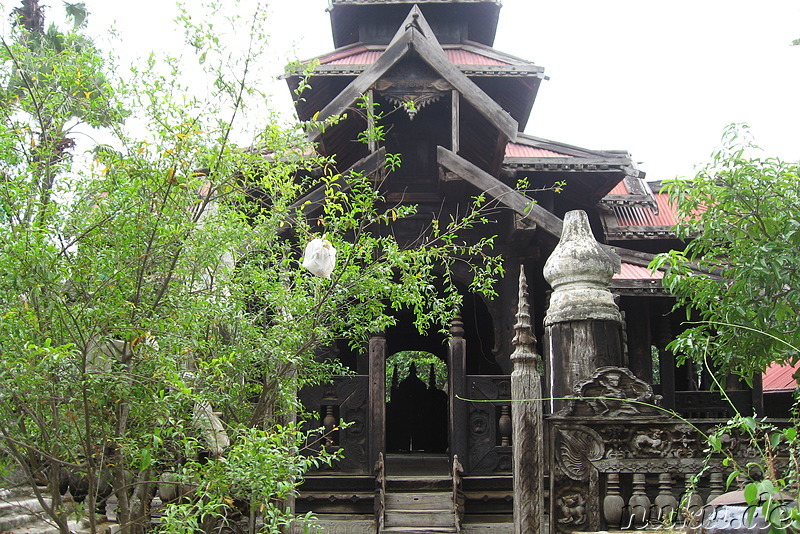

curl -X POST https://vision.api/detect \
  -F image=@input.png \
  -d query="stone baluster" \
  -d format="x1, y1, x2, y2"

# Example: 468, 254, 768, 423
543, 210, 623, 412
511, 266, 544, 534
628, 473, 651, 527
603, 473, 625, 528
707, 471, 724, 504
498, 405, 512, 446
654, 473, 678, 522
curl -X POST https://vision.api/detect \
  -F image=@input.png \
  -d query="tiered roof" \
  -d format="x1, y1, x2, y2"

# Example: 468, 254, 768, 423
287, 1, 673, 292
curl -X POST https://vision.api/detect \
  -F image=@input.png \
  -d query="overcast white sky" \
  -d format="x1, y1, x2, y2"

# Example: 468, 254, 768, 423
58, 0, 800, 181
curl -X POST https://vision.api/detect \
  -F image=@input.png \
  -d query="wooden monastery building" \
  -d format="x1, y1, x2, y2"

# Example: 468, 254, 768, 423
283, 1, 776, 532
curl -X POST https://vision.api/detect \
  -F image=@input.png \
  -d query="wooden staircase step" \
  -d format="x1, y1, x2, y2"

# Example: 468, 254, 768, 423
380, 528, 457, 534
385, 509, 456, 528
386, 492, 453, 510
386, 477, 451, 491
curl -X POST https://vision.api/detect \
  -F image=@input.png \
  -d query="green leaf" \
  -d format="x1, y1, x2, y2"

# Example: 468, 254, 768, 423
139, 448, 152, 471
744, 482, 759, 505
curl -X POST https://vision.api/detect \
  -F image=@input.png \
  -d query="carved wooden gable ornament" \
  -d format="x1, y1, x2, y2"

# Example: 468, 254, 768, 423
560, 366, 664, 417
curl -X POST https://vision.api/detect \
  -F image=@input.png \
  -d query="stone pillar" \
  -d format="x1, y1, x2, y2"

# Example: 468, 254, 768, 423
369, 332, 386, 469
511, 266, 544, 534
448, 315, 468, 469
543, 210, 623, 412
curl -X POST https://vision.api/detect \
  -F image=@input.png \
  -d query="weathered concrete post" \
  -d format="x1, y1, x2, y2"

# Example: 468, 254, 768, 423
544, 210, 623, 412
511, 266, 544, 534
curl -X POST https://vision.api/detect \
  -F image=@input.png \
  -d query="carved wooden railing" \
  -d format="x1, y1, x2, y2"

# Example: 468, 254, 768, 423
465, 375, 513, 474
549, 416, 751, 532
298, 375, 370, 474
452, 455, 465, 533
601, 470, 726, 530
547, 366, 761, 533
374, 452, 385, 533
674, 390, 753, 419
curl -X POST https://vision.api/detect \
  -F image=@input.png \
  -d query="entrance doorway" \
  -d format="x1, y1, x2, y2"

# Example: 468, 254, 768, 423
386, 351, 448, 454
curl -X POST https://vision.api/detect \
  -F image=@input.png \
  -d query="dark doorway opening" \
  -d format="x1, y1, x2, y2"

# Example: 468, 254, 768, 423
386, 352, 448, 453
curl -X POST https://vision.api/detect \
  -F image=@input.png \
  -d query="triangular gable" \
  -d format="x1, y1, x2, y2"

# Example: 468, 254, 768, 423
312, 6, 517, 142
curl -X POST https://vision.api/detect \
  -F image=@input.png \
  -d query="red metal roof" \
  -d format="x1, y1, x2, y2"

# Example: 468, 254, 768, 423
611, 194, 678, 227
321, 47, 384, 65
319, 48, 509, 66
763, 362, 800, 392
444, 49, 508, 66
504, 143, 573, 158
612, 263, 664, 280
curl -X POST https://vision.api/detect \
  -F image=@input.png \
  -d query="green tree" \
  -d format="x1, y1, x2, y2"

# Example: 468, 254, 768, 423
0, 2, 502, 534
651, 124, 800, 381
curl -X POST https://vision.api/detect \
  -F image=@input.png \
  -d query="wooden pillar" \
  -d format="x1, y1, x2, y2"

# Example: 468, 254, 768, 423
511, 266, 544, 534
543, 210, 624, 412
367, 90, 377, 154
368, 332, 386, 469
626, 299, 653, 382
451, 90, 460, 154
448, 315, 468, 470
656, 314, 676, 410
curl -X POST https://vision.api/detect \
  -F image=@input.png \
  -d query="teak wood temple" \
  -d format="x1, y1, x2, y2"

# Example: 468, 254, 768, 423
284, 2, 769, 532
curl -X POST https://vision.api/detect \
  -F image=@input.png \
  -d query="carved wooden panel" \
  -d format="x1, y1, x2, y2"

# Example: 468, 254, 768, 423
551, 425, 602, 532
466, 375, 512, 474
299, 375, 369, 474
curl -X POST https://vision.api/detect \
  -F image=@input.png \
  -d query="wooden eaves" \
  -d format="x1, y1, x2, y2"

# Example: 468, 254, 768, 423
278, 148, 387, 234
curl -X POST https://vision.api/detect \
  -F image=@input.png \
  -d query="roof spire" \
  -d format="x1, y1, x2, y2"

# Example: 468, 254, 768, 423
512, 265, 537, 355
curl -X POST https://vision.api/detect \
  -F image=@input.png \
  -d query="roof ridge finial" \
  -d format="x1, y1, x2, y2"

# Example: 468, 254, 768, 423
404, 9, 424, 36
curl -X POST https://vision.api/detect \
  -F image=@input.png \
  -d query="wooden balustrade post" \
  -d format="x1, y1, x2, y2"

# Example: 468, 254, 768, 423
449, 315, 468, 469
510, 266, 544, 534
682, 477, 704, 517
707, 472, 724, 504
603, 473, 625, 528
628, 473, 651, 527
369, 332, 386, 469
654, 473, 678, 522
